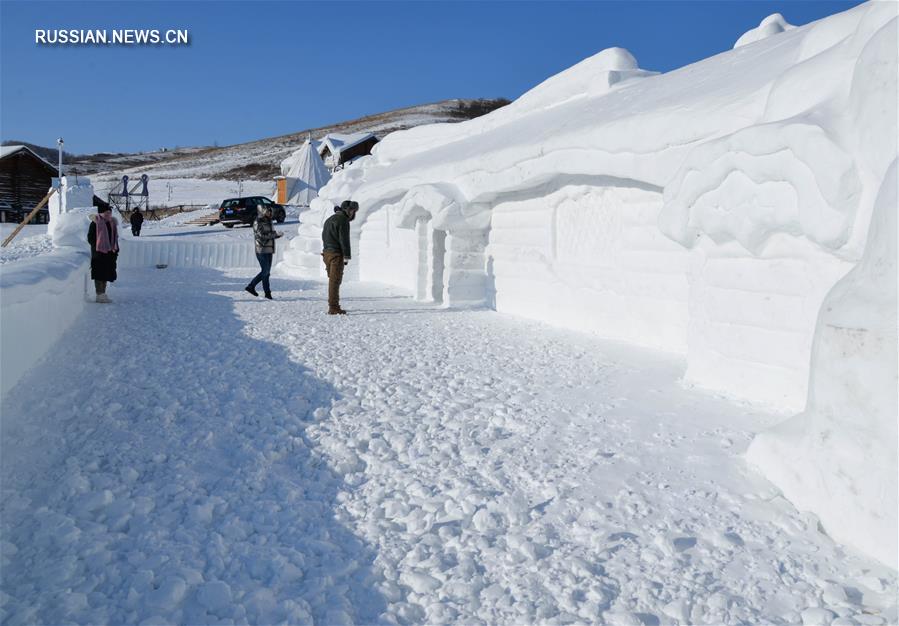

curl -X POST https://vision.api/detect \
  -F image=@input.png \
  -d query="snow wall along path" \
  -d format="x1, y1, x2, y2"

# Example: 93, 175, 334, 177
279, 3, 898, 568
117, 238, 284, 271
0, 249, 89, 397
1, 228, 280, 397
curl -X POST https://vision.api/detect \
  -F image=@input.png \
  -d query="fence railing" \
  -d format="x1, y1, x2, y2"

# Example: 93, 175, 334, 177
121, 204, 213, 221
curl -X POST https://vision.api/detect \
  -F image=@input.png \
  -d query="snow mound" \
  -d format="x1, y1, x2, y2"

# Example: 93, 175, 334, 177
747, 159, 898, 569
734, 13, 795, 48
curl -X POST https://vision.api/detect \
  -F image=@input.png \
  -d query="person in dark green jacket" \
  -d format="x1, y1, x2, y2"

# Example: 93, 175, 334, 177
321, 200, 358, 314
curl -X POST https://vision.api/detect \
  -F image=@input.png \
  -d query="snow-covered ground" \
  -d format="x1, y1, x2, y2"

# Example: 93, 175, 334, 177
0, 224, 52, 265
0, 206, 303, 266
0, 176, 276, 266
1, 268, 895, 625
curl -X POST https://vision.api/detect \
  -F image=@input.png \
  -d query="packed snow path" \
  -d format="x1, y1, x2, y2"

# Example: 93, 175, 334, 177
1, 268, 895, 625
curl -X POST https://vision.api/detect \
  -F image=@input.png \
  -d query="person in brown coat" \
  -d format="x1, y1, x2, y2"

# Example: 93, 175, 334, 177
321, 200, 358, 315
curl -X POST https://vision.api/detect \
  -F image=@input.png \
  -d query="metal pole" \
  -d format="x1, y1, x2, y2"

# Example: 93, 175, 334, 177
57, 138, 64, 180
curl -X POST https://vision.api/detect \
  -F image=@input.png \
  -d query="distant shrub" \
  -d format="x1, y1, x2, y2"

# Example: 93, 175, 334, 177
451, 98, 511, 119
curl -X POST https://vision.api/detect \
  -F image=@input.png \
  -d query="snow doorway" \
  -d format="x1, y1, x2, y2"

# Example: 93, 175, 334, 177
414, 217, 447, 304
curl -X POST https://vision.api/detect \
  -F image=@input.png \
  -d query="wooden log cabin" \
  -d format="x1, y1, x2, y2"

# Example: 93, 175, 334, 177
0, 145, 108, 222
0, 145, 56, 223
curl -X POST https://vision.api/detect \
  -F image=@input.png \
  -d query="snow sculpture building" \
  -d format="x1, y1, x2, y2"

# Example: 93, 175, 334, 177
277, 3, 897, 566
277, 140, 331, 207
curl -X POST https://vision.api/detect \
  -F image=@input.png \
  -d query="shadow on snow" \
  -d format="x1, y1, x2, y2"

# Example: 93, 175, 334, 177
0, 267, 387, 625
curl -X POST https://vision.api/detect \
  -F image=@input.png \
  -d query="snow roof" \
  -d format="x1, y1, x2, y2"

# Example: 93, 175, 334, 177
1, 145, 58, 173
318, 132, 375, 157
0, 145, 26, 158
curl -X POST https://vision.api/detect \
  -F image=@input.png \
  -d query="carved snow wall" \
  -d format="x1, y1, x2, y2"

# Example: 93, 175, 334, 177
486, 184, 689, 354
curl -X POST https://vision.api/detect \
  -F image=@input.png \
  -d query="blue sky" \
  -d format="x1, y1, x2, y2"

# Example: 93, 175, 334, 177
1, 1, 861, 155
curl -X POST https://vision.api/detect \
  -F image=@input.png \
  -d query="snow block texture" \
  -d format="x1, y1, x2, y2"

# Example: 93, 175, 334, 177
747, 160, 898, 569
118, 239, 283, 270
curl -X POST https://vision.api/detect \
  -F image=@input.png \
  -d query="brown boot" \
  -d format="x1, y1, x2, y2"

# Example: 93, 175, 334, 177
327, 307, 347, 315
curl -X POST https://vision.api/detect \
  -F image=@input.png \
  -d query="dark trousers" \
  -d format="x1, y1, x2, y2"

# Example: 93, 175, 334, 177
131, 226, 141, 236
322, 251, 344, 310
249, 252, 273, 294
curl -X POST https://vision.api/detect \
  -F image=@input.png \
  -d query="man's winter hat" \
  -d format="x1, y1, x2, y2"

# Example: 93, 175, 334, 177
97, 205, 111, 213
340, 200, 359, 213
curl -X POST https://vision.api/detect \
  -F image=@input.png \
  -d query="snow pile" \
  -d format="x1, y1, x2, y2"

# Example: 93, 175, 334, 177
734, 13, 795, 48
279, 2, 897, 566
747, 159, 899, 569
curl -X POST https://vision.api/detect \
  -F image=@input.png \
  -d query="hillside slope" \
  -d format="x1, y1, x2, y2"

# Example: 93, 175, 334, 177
64, 98, 508, 182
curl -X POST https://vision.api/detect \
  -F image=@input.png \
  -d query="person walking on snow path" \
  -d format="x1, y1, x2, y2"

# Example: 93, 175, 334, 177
130, 208, 144, 236
321, 200, 358, 315
245, 203, 283, 300
88, 206, 119, 303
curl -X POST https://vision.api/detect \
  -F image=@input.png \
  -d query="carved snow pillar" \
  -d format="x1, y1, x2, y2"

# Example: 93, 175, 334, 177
443, 227, 489, 308
414, 218, 430, 301
345, 226, 362, 281
428, 226, 447, 304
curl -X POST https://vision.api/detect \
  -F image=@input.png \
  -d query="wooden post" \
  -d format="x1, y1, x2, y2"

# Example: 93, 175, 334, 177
1, 188, 57, 248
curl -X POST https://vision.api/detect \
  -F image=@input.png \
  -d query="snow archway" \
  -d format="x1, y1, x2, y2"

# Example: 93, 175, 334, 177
358, 184, 490, 308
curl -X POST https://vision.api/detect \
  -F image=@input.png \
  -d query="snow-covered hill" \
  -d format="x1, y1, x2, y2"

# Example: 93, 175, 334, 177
66, 99, 509, 183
